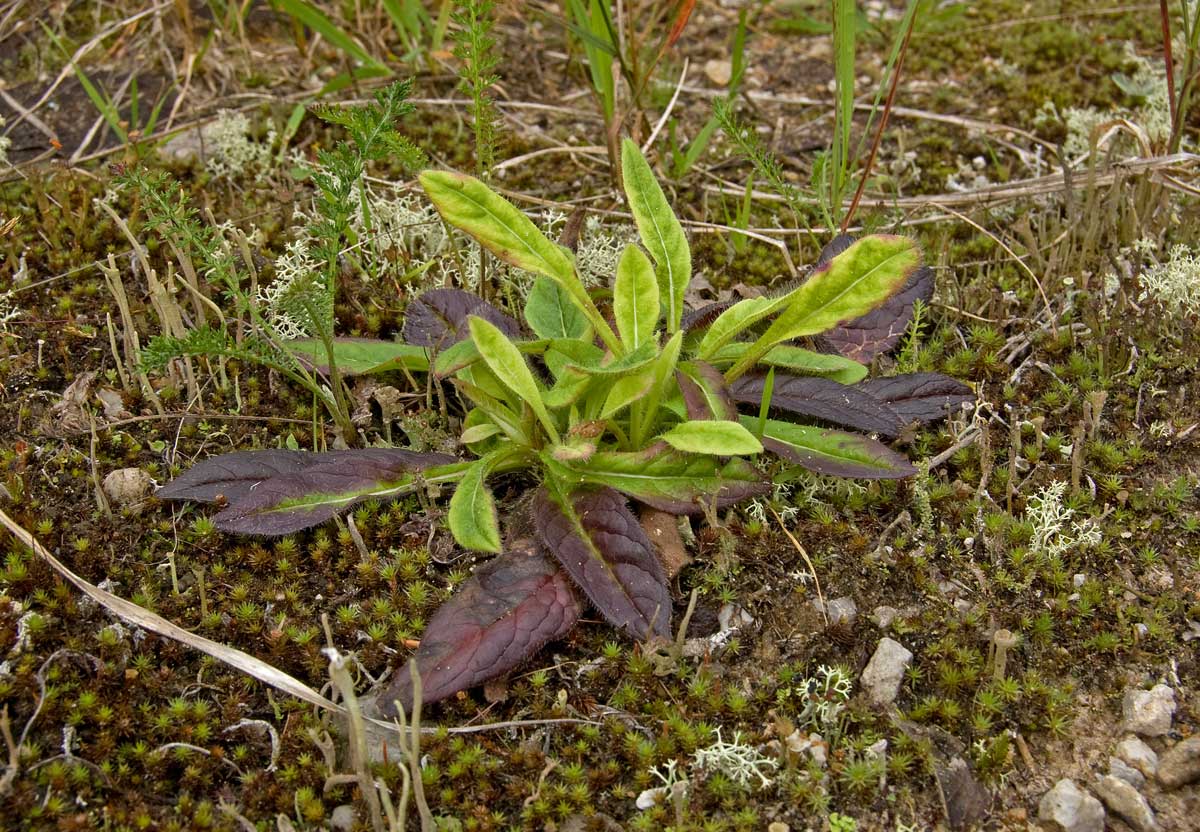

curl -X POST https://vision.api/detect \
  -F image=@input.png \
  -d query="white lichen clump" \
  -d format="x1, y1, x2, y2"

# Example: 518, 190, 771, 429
259, 238, 323, 339
0, 115, 11, 167
691, 728, 779, 789
1026, 480, 1101, 558
204, 111, 276, 180
1136, 240, 1200, 316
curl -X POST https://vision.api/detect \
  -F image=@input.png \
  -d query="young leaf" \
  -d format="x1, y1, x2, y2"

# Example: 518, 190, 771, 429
544, 338, 605, 378
565, 339, 657, 377
469, 316, 560, 444
448, 452, 507, 553
613, 244, 660, 349
661, 420, 763, 455
599, 369, 655, 419
525, 277, 590, 340
534, 485, 671, 641
286, 338, 429, 375
856, 372, 974, 423
419, 171, 576, 284
632, 330, 684, 446
730, 372, 905, 437
402, 288, 520, 350
727, 236, 922, 379
707, 342, 868, 384
746, 417, 916, 479
158, 449, 461, 535
676, 361, 737, 420
621, 139, 690, 332
543, 445, 769, 514
379, 540, 582, 713
695, 294, 790, 358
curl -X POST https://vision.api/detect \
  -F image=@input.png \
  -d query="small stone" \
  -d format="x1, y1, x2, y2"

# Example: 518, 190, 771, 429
1122, 684, 1176, 736
872, 605, 899, 628
1107, 756, 1145, 789
330, 804, 357, 831
860, 637, 913, 705
1092, 774, 1158, 832
704, 58, 732, 86
1116, 736, 1158, 778
1073, 573, 1086, 588
767, 823, 790, 832
1156, 735, 1200, 789
104, 467, 154, 508
812, 596, 857, 626
1038, 779, 1105, 832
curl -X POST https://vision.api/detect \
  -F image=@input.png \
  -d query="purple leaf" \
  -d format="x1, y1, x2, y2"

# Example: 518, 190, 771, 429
379, 540, 582, 714
401, 288, 521, 350
730, 372, 905, 437
813, 236, 933, 362
534, 486, 671, 641
676, 361, 737, 420
857, 372, 974, 424
158, 449, 456, 536
755, 419, 916, 479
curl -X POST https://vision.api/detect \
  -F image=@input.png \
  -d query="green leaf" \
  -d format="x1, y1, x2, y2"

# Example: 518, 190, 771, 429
543, 447, 769, 514
448, 452, 505, 552
565, 340, 657, 377
545, 338, 605, 378
696, 294, 791, 358
284, 338, 429, 375
744, 416, 916, 479
613, 245, 660, 350
632, 330, 684, 446
621, 139, 691, 333
420, 171, 576, 283
469, 316, 560, 444
599, 369, 655, 419
433, 337, 549, 378
459, 422, 501, 444
708, 342, 868, 384
275, 0, 387, 70
452, 379, 527, 444
525, 277, 590, 340
661, 420, 763, 455
728, 236, 921, 379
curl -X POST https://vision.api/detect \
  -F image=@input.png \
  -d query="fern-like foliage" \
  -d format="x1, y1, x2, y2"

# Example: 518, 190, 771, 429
452, 0, 502, 177
713, 98, 807, 226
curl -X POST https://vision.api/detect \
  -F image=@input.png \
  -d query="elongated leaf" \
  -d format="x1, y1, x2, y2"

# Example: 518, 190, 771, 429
696, 294, 788, 358
708, 342, 868, 384
728, 236, 922, 378
676, 361, 736, 420
634, 330, 684, 445
420, 171, 577, 283
661, 420, 763, 455
158, 449, 459, 535
469, 316, 559, 443
402, 288, 520, 350
820, 264, 934, 362
746, 417, 915, 479
730, 372, 904, 437
543, 445, 769, 514
565, 339, 657, 377
534, 485, 671, 640
275, 0, 386, 70
525, 277, 590, 340
286, 338, 429, 375
544, 338, 605, 379
621, 139, 690, 332
681, 300, 734, 333
613, 244, 660, 349
380, 541, 582, 713
857, 372, 974, 423
599, 369, 654, 418
448, 453, 504, 552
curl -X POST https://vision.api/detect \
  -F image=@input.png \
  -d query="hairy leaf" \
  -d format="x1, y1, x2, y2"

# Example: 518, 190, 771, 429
525, 277, 590, 340
380, 541, 581, 713
420, 172, 577, 283
856, 372, 974, 423
746, 417, 915, 479
661, 420, 763, 455
564, 340, 657, 377
730, 372, 905, 437
696, 295, 789, 358
286, 338, 430, 375
469, 316, 559, 443
158, 449, 459, 535
621, 139, 690, 332
402, 288, 519, 350
728, 236, 922, 378
543, 445, 769, 514
613, 244, 660, 349
448, 453, 504, 552
681, 300, 734, 333
534, 485, 671, 640
820, 264, 934, 362
708, 342, 868, 384
676, 361, 737, 420
599, 369, 655, 419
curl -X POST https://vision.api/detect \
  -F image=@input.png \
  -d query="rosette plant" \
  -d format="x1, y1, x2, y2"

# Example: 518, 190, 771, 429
158, 139, 971, 714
